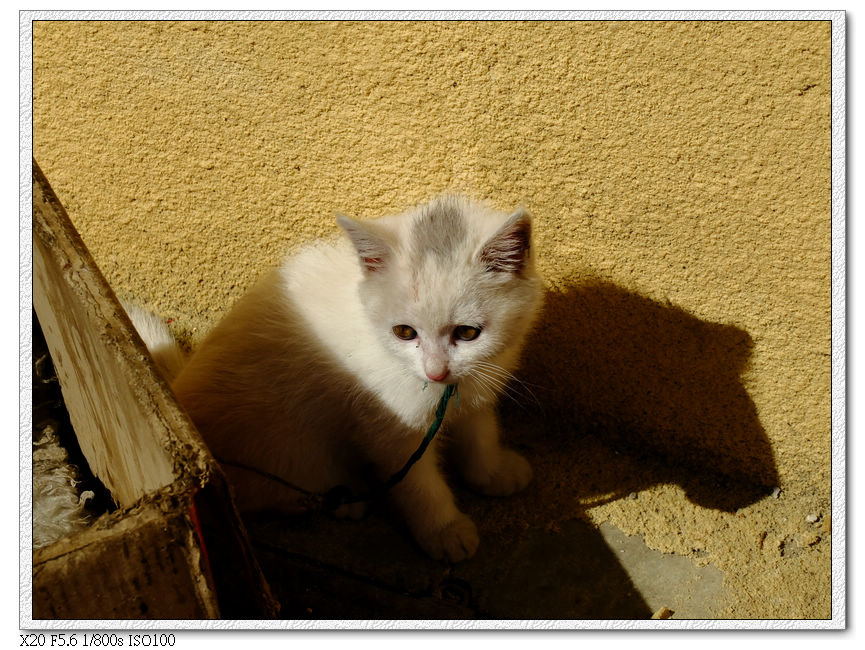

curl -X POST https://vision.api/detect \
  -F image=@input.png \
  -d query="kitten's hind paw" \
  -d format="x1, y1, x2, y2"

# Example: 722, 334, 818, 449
417, 513, 479, 563
472, 449, 533, 497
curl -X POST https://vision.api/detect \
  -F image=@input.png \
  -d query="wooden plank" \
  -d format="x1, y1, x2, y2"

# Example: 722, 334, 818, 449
33, 500, 220, 619
30, 161, 280, 620
32, 161, 212, 507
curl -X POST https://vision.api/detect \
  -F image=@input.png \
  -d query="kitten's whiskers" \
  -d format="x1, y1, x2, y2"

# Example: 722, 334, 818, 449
473, 360, 541, 408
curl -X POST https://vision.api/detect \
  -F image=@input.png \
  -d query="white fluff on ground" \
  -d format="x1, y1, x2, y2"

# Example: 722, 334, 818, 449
33, 423, 94, 549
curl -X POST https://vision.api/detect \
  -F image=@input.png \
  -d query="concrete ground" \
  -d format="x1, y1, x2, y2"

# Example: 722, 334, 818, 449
241, 409, 734, 621
246, 510, 726, 620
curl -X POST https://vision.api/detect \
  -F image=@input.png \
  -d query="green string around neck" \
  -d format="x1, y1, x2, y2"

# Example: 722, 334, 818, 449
374, 383, 458, 494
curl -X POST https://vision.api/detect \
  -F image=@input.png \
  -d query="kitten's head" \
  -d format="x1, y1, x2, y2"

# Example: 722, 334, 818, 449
338, 196, 543, 389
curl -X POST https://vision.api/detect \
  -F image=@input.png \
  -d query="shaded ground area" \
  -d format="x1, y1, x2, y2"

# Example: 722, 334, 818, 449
248, 510, 654, 620
240, 406, 743, 620
246, 508, 727, 620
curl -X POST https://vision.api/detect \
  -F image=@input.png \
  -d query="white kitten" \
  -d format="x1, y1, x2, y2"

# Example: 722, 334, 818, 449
133, 196, 543, 562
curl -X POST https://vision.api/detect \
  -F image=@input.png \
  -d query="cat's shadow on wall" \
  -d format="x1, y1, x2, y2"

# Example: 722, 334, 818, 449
512, 279, 778, 513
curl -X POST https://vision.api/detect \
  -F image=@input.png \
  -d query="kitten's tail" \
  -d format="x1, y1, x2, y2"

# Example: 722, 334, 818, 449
122, 301, 187, 382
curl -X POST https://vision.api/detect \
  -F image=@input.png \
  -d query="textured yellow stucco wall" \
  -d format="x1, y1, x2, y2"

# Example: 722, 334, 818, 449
33, 20, 832, 617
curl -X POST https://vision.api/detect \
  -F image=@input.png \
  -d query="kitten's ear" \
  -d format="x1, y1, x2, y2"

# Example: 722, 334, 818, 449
337, 215, 393, 273
479, 207, 532, 273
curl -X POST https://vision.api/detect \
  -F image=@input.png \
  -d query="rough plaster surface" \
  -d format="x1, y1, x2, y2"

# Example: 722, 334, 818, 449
33, 20, 831, 619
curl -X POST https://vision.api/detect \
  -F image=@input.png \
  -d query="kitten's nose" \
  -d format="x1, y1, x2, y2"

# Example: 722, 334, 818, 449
425, 368, 449, 382
423, 348, 449, 382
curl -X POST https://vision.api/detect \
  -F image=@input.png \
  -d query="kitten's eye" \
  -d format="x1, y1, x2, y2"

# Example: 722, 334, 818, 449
454, 325, 482, 341
392, 325, 418, 341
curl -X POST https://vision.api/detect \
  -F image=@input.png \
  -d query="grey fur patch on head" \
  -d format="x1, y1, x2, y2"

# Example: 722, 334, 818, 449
410, 196, 469, 263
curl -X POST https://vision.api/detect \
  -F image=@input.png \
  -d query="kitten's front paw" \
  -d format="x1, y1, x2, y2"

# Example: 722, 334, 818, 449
472, 449, 533, 497
416, 513, 479, 563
